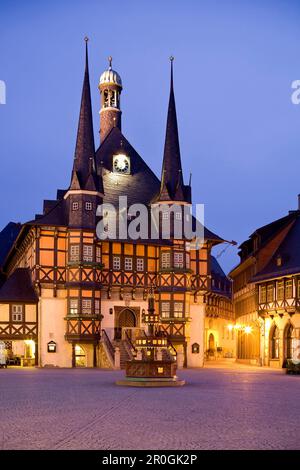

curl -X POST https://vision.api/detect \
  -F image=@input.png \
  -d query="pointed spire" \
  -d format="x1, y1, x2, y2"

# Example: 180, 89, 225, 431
71, 37, 100, 191
156, 57, 190, 203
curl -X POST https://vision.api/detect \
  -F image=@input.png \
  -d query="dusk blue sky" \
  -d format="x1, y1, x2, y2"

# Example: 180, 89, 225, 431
1, 0, 300, 273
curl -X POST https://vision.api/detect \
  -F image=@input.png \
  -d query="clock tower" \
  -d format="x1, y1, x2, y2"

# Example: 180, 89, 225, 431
98, 56, 122, 143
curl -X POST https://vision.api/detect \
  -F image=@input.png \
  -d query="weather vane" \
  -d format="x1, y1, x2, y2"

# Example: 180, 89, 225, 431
108, 56, 113, 68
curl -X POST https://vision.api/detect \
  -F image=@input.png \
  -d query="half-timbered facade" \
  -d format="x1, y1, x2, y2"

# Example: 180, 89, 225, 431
0, 41, 232, 368
230, 199, 300, 367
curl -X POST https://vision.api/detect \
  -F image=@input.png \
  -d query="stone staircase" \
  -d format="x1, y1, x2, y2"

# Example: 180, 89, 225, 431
112, 340, 132, 369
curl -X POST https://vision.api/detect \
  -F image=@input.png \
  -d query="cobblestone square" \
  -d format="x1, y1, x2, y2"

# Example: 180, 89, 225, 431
0, 365, 299, 450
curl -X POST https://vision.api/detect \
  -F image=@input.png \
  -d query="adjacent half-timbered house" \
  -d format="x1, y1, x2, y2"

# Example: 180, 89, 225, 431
230, 200, 300, 367
0, 41, 232, 368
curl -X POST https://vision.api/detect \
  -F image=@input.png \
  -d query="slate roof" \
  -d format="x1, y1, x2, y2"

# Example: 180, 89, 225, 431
0, 268, 38, 302
155, 60, 191, 203
211, 255, 232, 298
71, 40, 101, 193
239, 211, 298, 258
252, 213, 300, 282
96, 126, 161, 207
0, 222, 22, 268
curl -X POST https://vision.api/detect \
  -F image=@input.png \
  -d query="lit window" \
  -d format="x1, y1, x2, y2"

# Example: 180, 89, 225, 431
175, 212, 182, 220
113, 256, 121, 270
161, 251, 171, 269
162, 212, 169, 220
72, 202, 79, 211
69, 245, 80, 262
125, 257, 133, 271
96, 247, 101, 263
85, 202, 92, 211
12, 305, 23, 322
83, 245, 93, 262
267, 284, 274, 302
271, 325, 279, 359
277, 281, 284, 300
285, 279, 293, 299
82, 299, 92, 314
174, 302, 184, 318
69, 299, 78, 315
136, 258, 144, 272
161, 302, 170, 318
174, 252, 184, 268
260, 285, 266, 303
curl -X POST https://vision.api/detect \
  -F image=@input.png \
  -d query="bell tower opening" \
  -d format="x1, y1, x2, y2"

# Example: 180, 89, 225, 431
98, 56, 122, 142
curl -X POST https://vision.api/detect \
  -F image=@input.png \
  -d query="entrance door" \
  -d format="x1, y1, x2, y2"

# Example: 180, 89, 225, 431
115, 309, 136, 340
75, 345, 86, 367
208, 333, 215, 351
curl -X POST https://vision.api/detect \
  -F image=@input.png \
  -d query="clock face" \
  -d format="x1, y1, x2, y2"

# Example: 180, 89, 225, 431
113, 154, 130, 174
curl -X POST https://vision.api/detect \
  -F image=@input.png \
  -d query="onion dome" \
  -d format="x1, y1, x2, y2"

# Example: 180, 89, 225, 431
99, 56, 122, 87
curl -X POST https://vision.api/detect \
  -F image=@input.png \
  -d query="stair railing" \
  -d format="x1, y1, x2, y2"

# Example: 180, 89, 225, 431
124, 329, 137, 358
101, 329, 115, 363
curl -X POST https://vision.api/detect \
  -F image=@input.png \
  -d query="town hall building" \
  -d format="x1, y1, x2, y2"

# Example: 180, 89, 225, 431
0, 40, 234, 369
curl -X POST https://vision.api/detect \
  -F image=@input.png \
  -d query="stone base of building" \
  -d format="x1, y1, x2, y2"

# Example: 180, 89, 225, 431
116, 377, 185, 387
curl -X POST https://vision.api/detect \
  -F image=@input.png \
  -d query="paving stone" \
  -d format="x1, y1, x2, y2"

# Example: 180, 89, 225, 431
0, 365, 299, 450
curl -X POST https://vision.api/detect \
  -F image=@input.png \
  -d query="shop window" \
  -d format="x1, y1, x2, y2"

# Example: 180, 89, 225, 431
271, 325, 279, 359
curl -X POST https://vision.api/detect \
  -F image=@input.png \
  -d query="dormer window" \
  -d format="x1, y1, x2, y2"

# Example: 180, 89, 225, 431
276, 255, 282, 267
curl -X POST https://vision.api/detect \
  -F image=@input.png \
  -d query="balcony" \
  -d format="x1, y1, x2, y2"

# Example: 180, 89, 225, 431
65, 317, 101, 343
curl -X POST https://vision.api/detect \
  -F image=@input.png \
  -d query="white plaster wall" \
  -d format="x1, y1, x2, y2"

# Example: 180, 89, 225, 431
186, 302, 205, 367
39, 294, 72, 367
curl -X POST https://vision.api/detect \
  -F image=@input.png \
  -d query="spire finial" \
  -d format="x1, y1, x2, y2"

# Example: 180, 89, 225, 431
84, 37, 89, 69
108, 55, 113, 69
169, 56, 174, 87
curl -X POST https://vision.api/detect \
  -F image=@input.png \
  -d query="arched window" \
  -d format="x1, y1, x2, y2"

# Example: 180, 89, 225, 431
285, 323, 294, 360
271, 325, 279, 359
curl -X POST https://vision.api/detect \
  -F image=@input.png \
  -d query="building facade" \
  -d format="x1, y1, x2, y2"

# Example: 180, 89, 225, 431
0, 42, 234, 368
230, 199, 300, 367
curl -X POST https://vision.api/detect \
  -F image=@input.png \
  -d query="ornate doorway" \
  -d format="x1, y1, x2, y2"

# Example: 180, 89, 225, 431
74, 344, 86, 367
208, 333, 215, 351
115, 308, 137, 340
